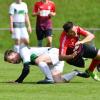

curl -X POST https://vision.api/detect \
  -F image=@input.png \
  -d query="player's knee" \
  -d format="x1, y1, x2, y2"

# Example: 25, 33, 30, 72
94, 50, 100, 60
21, 38, 29, 45
52, 71, 63, 83
35, 58, 40, 64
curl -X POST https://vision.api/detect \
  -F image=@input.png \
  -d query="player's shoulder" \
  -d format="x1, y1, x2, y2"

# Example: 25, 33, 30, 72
10, 2, 16, 7
21, 2, 27, 6
75, 26, 85, 31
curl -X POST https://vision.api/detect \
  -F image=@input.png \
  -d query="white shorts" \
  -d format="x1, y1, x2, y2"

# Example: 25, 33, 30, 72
50, 61, 64, 73
45, 48, 64, 73
12, 27, 29, 40
47, 48, 59, 65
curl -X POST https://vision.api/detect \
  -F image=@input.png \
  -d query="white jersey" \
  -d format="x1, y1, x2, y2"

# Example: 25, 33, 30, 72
20, 47, 50, 63
9, 2, 28, 22
20, 47, 64, 73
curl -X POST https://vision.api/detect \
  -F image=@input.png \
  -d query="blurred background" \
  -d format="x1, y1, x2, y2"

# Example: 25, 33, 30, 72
0, 0, 100, 52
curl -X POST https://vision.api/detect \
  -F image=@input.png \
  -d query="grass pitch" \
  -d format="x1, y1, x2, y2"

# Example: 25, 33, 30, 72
0, 0, 100, 100
0, 54, 100, 100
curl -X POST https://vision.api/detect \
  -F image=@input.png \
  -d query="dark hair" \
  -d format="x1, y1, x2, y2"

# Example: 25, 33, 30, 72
63, 21, 74, 32
4, 50, 14, 61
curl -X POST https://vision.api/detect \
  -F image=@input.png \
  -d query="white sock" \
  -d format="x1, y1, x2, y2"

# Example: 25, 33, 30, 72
14, 45, 20, 53
38, 62, 53, 81
62, 71, 78, 81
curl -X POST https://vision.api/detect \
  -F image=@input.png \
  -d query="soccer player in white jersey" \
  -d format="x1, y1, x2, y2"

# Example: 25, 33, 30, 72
4, 47, 79, 83
9, 0, 32, 53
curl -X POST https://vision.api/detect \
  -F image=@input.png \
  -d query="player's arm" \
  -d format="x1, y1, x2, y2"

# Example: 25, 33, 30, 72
15, 62, 30, 83
75, 27, 95, 46
25, 4, 32, 33
25, 13, 32, 33
49, 11, 56, 17
49, 2, 56, 17
32, 3, 40, 16
59, 51, 77, 61
9, 4, 14, 33
9, 15, 14, 33
59, 32, 77, 61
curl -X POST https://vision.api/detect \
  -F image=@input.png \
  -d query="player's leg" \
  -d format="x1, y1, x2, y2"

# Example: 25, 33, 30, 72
50, 61, 64, 83
45, 29, 52, 47
36, 29, 43, 47
62, 70, 79, 82
82, 44, 100, 81
94, 50, 100, 60
97, 64, 100, 72
12, 28, 21, 53
35, 54, 54, 83
51, 62, 80, 83
94, 50, 100, 72
21, 27, 29, 45
35, 48, 60, 83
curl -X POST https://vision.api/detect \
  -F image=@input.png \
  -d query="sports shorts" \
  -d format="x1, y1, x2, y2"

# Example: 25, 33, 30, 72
44, 48, 64, 73
36, 29, 52, 40
67, 44, 98, 67
12, 27, 29, 40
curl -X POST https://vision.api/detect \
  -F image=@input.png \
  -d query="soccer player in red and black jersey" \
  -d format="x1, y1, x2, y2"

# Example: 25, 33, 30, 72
59, 21, 100, 81
32, 0, 56, 47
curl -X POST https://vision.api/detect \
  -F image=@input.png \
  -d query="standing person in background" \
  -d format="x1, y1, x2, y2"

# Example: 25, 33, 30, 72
32, 0, 56, 47
9, 0, 32, 53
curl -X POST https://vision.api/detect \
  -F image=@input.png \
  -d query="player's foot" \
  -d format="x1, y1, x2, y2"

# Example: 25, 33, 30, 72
74, 69, 90, 78
97, 64, 100, 72
37, 77, 54, 84
85, 69, 100, 81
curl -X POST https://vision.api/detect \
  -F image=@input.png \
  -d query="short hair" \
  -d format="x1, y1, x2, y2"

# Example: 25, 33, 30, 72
63, 21, 74, 32
4, 50, 14, 61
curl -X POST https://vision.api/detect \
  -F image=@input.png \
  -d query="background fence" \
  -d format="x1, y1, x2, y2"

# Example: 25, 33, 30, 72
0, 28, 100, 32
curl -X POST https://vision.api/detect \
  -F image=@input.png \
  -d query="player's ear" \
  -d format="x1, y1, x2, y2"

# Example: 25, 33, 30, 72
4, 50, 14, 61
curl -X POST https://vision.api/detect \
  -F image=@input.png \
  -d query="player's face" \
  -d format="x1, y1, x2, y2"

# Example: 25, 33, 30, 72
7, 52, 21, 64
67, 27, 76, 36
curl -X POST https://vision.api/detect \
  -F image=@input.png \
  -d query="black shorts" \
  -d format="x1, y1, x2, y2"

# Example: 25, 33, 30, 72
36, 29, 52, 40
82, 44, 98, 58
67, 44, 98, 68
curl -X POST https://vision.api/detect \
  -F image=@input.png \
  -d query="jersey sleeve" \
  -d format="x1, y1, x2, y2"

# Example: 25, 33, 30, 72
59, 32, 68, 55
51, 2, 56, 12
77, 26, 88, 36
20, 47, 31, 64
9, 4, 14, 15
24, 3, 28, 13
33, 2, 38, 13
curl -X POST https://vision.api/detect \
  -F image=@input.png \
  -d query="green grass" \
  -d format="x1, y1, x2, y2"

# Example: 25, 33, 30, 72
0, 0, 100, 100
0, 0, 100, 51
0, 54, 100, 100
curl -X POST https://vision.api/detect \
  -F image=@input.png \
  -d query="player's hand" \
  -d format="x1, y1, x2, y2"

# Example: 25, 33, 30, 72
10, 27, 14, 33
75, 41, 83, 46
28, 26, 32, 34
8, 80, 19, 84
49, 12, 56, 17
71, 51, 78, 58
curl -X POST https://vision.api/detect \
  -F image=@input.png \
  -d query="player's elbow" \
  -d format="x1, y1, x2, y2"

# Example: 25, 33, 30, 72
90, 34, 95, 40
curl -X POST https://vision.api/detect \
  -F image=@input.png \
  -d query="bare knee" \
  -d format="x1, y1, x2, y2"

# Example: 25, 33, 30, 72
52, 70, 64, 83
94, 50, 100, 60
21, 38, 29, 45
